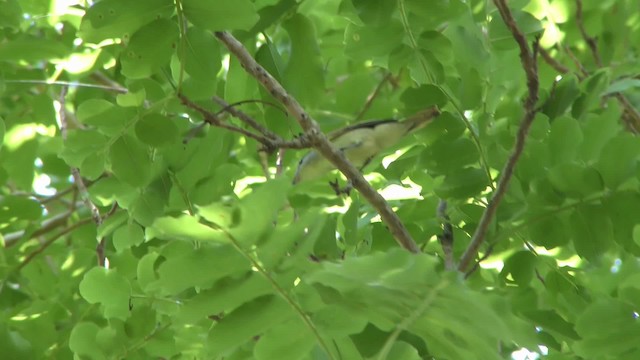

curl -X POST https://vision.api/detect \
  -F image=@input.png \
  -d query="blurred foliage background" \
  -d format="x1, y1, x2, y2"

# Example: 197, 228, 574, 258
1, 0, 640, 359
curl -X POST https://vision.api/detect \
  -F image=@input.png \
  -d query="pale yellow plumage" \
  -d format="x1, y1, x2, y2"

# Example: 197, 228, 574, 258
293, 107, 440, 183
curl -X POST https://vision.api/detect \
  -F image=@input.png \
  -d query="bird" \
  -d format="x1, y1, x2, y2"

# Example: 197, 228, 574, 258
293, 107, 441, 184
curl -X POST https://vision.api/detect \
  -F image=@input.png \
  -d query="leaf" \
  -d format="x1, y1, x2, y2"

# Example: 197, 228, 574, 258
253, 318, 315, 360
226, 178, 291, 246
113, 222, 144, 252
595, 134, 640, 189
0, 195, 42, 223
542, 75, 580, 119
79, 268, 131, 320
435, 167, 488, 199
548, 116, 583, 165
208, 295, 294, 354
108, 135, 151, 187
283, 13, 325, 108
176, 274, 272, 323
146, 215, 227, 243
77, 99, 132, 136
0, 36, 68, 62
400, 85, 448, 113
135, 113, 179, 147
154, 244, 249, 295
350, 0, 396, 26
120, 19, 179, 79
501, 251, 537, 285
570, 204, 613, 261
69, 323, 102, 359
181, 27, 221, 81
601, 78, 640, 96
181, 0, 259, 31
344, 21, 404, 60
79, 0, 174, 43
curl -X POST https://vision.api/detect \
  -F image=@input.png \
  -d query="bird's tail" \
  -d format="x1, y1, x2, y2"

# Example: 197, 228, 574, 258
402, 106, 441, 132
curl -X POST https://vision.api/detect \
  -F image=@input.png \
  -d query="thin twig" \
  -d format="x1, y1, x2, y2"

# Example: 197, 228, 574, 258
4, 211, 74, 248
215, 31, 421, 253
16, 218, 94, 271
539, 47, 569, 74
58, 87, 104, 265
458, 0, 540, 273
437, 199, 455, 270
212, 96, 282, 139
355, 72, 392, 121
575, 0, 602, 67
464, 242, 497, 279
179, 94, 279, 148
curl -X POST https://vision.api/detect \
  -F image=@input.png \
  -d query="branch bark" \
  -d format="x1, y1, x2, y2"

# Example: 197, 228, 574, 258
458, 0, 540, 272
214, 31, 421, 253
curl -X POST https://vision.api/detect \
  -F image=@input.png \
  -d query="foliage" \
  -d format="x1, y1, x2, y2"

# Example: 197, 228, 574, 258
1, 0, 640, 359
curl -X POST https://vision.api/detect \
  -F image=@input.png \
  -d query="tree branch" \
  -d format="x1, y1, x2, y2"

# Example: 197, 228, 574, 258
575, 0, 602, 67
436, 200, 454, 270
58, 87, 104, 265
539, 47, 569, 74
214, 31, 421, 253
458, 0, 540, 272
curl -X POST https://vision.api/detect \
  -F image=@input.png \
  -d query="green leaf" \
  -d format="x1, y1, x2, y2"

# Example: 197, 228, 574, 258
80, 0, 174, 43
79, 268, 131, 320
528, 216, 569, 249
435, 167, 488, 199
135, 113, 179, 147
113, 222, 144, 252
283, 13, 325, 108
570, 204, 613, 261
574, 300, 640, 358
0, 195, 42, 223
176, 273, 272, 323
312, 304, 368, 337
0, 117, 5, 149
181, 27, 221, 81
59, 129, 109, 168
595, 134, 640, 189
522, 310, 579, 340
77, 99, 132, 136
208, 295, 294, 353
146, 215, 227, 243
120, 19, 179, 79
548, 116, 583, 165
601, 78, 640, 96
500, 251, 537, 285
350, 0, 396, 26
400, 85, 448, 113
69, 323, 102, 359
181, 0, 259, 31
0, 0, 22, 28
0, 37, 68, 62
542, 75, 580, 119
154, 244, 249, 295
344, 21, 404, 60
253, 318, 315, 360
108, 136, 151, 187
227, 178, 291, 246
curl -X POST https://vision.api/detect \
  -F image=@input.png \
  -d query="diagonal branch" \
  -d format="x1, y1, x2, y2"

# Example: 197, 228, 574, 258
214, 31, 421, 253
458, 0, 541, 272
58, 87, 105, 265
